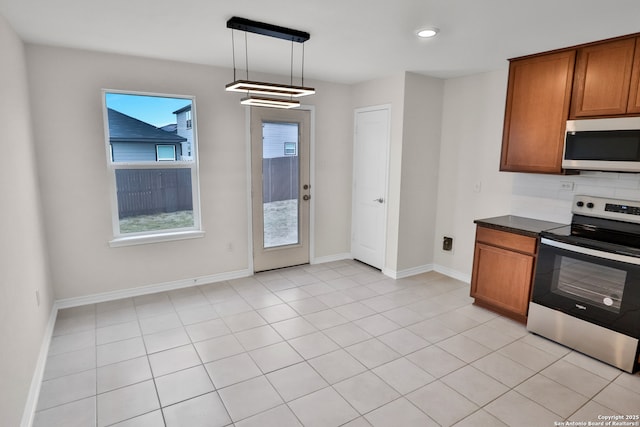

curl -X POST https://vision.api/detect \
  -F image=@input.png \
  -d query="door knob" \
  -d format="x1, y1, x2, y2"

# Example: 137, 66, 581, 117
373, 198, 384, 203
303, 194, 311, 201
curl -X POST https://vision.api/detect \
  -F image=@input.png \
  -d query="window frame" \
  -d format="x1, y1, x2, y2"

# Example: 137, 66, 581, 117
156, 144, 177, 161
102, 89, 204, 247
284, 141, 297, 156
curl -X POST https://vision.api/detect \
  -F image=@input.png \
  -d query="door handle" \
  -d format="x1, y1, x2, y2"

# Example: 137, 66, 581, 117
373, 198, 384, 203
303, 194, 311, 201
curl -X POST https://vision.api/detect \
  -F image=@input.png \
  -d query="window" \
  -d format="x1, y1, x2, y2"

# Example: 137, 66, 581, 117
103, 91, 202, 245
156, 144, 176, 161
284, 141, 297, 156
186, 110, 192, 129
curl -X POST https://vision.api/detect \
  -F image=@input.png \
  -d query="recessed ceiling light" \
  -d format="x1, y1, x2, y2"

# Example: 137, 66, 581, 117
417, 28, 439, 38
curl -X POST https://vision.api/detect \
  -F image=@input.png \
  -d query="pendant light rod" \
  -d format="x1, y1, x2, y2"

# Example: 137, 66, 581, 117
244, 31, 249, 80
231, 29, 236, 81
227, 16, 310, 43
290, 40, 294, 86
302, 43, 306, 87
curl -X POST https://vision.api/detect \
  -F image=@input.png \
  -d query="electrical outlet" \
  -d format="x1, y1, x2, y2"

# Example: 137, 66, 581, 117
560, 181, 574, 191
443, 236, 453, 251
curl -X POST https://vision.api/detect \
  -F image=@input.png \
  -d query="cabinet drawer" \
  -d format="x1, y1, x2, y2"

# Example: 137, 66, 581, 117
476, 227, 537, 254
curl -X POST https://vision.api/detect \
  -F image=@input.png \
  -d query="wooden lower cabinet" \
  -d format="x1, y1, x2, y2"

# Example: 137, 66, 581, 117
470, 226, 538, 323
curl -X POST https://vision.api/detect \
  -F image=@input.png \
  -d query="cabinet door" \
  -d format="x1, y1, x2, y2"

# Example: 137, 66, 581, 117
500, 51, 575, 174
627, 38, 640, 114
471, 242, 534, 318
570, 38, 636, 118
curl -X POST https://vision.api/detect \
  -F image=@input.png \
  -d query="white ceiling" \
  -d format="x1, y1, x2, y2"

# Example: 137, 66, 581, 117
2, 0, 640, 84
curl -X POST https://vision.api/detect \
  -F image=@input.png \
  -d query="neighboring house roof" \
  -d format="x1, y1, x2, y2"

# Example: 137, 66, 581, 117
108, 108, 186, 143
160, 123, 177, 133
173, 104, 191, 115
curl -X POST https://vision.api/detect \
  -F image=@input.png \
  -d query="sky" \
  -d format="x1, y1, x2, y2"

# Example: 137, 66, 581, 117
105, 93, 191, 127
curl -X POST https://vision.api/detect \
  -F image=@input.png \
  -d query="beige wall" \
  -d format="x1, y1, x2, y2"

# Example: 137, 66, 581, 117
0, 16, 54, 427
397, 73, 444, 272
25, 45, 353, 300
303, 80, 354, 259
433, 68, 513, 279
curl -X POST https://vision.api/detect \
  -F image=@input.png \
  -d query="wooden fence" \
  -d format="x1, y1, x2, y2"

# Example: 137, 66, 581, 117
115, 169, 192, 218
115, 158, 296, 217
263, 157, 299, 203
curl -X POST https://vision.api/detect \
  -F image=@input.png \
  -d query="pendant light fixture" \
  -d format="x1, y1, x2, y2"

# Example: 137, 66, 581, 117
240, 96, 300, 108
226, 17, 315, 109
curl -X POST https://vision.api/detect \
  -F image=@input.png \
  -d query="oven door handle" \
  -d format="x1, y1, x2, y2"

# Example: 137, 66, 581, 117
541, 237, 640, 266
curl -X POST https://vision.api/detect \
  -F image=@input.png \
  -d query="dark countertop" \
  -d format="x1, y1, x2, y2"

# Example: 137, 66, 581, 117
474, 215, 567, 238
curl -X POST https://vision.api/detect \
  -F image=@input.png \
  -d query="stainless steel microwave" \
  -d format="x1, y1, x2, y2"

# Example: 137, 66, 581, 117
563, 117, 640, 172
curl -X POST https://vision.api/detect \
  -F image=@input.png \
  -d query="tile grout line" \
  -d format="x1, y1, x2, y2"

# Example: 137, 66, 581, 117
134, 298, 168, 427
176, 298, 235, 427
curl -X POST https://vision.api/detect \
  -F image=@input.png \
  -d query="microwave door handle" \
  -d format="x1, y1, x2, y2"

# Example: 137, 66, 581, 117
541, 238, 640, 266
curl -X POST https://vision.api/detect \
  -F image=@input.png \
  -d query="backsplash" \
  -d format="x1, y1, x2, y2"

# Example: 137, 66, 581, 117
511, 171, 640, 224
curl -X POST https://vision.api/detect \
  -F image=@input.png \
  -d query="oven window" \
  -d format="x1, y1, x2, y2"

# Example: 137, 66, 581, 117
552, 256, 626, 313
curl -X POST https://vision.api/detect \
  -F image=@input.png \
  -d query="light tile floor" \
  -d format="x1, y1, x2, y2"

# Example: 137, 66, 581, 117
33, 260, 640, 427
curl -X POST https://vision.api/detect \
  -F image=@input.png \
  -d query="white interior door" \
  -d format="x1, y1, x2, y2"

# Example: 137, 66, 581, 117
351, 106, 390, 269
251, 107, 311, 272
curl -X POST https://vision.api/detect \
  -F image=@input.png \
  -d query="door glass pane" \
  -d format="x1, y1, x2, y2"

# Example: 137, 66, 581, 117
552, 256, 626, 313
262, 121, 299, 248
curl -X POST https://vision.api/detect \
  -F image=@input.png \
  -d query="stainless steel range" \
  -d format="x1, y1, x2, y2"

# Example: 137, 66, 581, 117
528, 195, 640, 373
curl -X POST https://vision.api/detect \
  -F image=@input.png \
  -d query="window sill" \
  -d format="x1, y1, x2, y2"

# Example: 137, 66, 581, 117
109, 230, 205, 248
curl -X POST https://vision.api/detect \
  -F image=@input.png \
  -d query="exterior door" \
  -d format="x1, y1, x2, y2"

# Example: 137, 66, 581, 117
351, 106, 390, 270
251, 107, 311, 272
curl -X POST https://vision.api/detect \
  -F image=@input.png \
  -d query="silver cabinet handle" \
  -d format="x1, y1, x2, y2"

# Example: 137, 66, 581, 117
373, 198, 384, 203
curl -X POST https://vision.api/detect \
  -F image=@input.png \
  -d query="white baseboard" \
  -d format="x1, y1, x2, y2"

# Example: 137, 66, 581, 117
382, 263, 470, 283
433, 264, 471, 283
53, 253, 361, 310
21, 301, 58, 427
56, 268, 253, 309
311, 253, 353, 265
383, 263, 435, 279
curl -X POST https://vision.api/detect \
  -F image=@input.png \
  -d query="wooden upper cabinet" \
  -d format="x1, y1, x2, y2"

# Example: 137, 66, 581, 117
500, 50, 576, 174
628, 39, 640, 114
570, 38, 637, 118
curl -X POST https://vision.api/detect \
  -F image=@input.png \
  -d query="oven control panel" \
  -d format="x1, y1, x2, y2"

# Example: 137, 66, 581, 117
605, 203, 640, 215
573, 195, 640, 224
